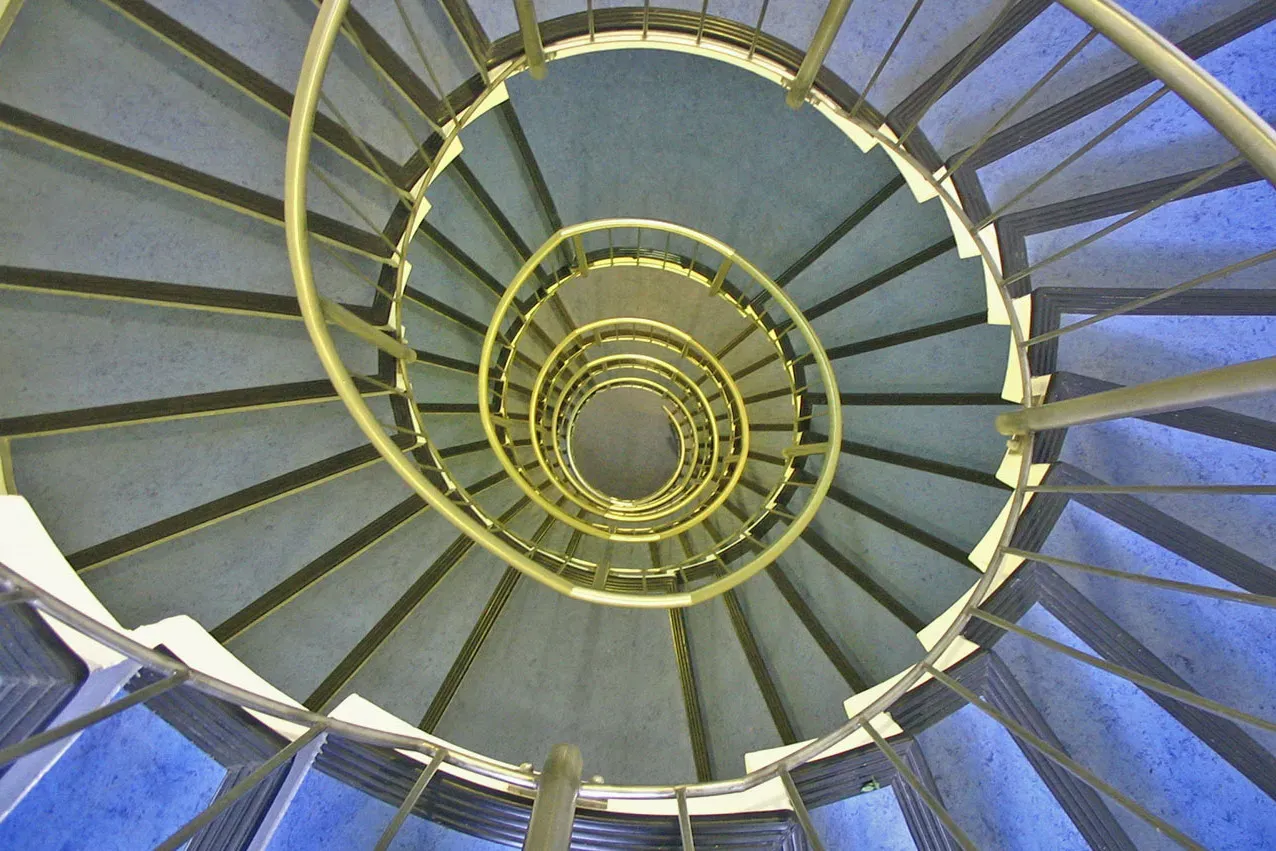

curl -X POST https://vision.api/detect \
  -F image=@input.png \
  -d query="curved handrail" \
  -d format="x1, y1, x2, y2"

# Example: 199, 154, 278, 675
477, 219, 835, 575
281, 0, 1027, 799
272, 0, 1275, 812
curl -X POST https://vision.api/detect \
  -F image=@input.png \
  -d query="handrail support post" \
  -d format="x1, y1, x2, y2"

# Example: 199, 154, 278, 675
997, 356, 1276, 435
786, 1, 855, 109
523, 743, 583, 851
514, 0, 547, 80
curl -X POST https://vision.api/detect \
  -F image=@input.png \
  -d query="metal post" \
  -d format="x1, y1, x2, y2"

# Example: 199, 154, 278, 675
514, 0, 547, 80
319, 297, 417, 363
676, 788, 695, 851
996, 356, 1276, 435
0, 0, 24, 48
523, 743, 582, 851
785, 1, 855, 109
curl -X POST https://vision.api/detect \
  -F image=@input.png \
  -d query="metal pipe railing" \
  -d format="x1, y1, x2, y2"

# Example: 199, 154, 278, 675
997, 357, 1276, 435
785, 0, 855, 109
523, 744, 582, 851
514, 0, 547, 80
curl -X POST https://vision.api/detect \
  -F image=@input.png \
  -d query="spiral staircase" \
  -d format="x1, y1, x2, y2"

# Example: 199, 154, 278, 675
0, 0, 1274, 848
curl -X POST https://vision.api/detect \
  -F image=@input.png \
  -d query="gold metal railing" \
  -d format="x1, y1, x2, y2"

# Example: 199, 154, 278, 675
272, 0, 1275, 842
470, 218, 840, 597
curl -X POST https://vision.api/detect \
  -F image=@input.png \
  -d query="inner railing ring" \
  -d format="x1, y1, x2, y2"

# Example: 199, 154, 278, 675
474, 218, 842, 598
515, 317, 747, 537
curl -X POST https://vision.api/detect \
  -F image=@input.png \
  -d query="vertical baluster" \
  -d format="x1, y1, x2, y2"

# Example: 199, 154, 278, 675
780, 767, 825, 851
374, 749, 446, 850
514, 0, 547, 79
523, 744, 583, 851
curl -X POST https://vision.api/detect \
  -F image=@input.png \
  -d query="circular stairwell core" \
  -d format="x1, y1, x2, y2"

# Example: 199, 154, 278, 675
569, 385, 682, 500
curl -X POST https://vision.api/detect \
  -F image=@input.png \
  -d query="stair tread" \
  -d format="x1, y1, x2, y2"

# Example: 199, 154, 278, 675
504, 48, 902, 278
996, 603, 1276, 849
0, 703, 225, 850
84, 461, 415, 630
434, 576, 699, 785
227, 484, 514, 701
1040, 499, 1276, 751
978, 20, 1276, 211
915, 699, 1091, 851
15, 401, 377, 554
0, 288, 377, 419
1053, 313, 1276, 420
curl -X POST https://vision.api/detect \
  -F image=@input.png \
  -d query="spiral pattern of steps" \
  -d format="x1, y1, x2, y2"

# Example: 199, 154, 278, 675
0, 0, 1273, 849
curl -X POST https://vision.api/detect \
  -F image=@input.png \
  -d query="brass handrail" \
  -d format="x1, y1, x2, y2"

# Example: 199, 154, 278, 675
283, 0, 1027, 798
277, 0, 1276, 821
478, 219, 840, 594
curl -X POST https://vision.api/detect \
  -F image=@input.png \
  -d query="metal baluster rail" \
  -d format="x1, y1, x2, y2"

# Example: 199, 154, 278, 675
279, 0, 1275, 846
1, 0, 1266, 848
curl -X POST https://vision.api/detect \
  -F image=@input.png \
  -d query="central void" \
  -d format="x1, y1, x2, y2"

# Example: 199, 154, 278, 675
569, 386, 681, 500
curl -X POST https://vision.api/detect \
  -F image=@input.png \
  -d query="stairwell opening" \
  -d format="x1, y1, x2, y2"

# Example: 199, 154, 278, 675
569, 385, 682, 501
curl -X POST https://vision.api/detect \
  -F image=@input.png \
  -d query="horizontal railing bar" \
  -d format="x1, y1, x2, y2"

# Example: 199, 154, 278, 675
923, 663, 1205, 850
1026, 483, 1276, 495
997, 357, 1276, 434
1003, 547, 1276, 608
0, 672, 189, 767
970, 610, 1276, 734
